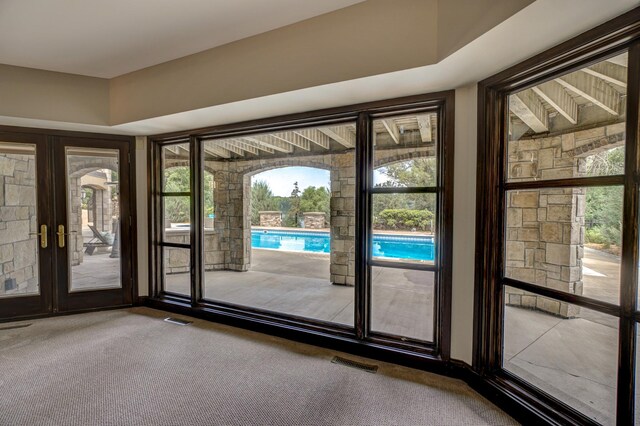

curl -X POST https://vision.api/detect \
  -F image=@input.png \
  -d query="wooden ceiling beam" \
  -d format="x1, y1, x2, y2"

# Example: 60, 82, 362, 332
219, 141, 245, 156
416, 115, 432, 143
176, 145, 190, 157
244, 136, 293, 153
556, 71, 620, 116
318, 126, 355, 148
583, 62, 627, 88
381, 119, 400, 144
203, 146, 228, 159
509, 88, 549, 133
605, 53, 628, 68
293, 129, 331, 149
227, 139, 259, 155
240, 138, 274, 154
164, 146, 179, 155
272, 131, 310, 151
532, 81, 578, 124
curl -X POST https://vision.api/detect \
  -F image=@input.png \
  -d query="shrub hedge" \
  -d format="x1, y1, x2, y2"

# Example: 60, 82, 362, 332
373, 209, 434, 232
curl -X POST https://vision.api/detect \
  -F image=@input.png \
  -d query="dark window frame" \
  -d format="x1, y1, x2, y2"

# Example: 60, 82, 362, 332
475, 7, 640, 425
148, 91, 454, 363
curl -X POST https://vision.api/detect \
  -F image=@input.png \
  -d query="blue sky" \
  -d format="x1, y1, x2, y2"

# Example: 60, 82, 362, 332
252, 166, 391, 196
252, 167, 330, 196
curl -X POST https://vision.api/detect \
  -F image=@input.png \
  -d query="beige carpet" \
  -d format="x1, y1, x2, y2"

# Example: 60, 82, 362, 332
0, 308, 516, 426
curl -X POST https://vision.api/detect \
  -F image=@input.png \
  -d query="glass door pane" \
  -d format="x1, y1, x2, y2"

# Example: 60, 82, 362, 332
0, 142, 40, 298
65, 147, 121, 292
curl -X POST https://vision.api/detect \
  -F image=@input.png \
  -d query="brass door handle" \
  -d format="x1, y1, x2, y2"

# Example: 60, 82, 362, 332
29, 224, 48, 249
56, 225, 76, 248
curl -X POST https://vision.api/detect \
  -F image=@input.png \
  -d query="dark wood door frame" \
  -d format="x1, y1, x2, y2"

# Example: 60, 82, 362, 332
0, 131, 53, 319
0, 126, 137, 321
475, 7, 640, 425
147, 91, 455, 363
52, 136, 136, 312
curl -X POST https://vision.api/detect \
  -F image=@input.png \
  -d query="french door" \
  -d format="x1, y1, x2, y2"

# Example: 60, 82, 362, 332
0, 130, 135, 320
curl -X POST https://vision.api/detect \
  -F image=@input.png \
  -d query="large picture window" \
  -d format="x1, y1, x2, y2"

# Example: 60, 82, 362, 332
150, 93, 453, 359
477, 15, 640, 425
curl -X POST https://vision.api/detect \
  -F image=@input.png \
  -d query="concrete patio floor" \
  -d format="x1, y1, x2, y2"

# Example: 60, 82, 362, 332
165, 249, 435, 341
71, 250, 121, 291
86, 245, 623, 423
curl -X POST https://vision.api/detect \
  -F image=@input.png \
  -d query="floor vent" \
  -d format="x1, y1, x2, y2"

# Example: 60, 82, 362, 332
331, 356, 378, 373
0, 323, 32, 331
164, 317, 193, 326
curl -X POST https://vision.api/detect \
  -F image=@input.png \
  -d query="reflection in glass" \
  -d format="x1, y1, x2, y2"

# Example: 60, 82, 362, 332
201, 124, 356, 326
503, 286, 618, 425
504, 187, 622, 305
163, 247, 190, 296
0, 142, 39, 298
373, 113, 437, 188
372, 193, 436, 264
66, 147, 121, 292
507, 52, 627, 183
371, 268, 434, 342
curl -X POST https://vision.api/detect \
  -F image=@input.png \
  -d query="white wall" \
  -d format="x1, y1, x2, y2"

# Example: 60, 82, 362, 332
451, 84, 478, 364
135, 137, 149, 297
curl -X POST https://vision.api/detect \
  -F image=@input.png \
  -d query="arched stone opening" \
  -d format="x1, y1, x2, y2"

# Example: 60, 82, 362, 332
202, 151, 355, 285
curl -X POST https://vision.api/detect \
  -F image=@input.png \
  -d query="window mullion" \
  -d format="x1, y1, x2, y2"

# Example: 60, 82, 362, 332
616, 41, 640, 425
190, 136, 203, 306
355, 111, 371, 341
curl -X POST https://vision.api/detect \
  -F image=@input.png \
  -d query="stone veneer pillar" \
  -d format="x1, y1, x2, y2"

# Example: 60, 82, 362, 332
302, 212, 326, 229
505, 123, 624, 317
259, 211, 282, 227
329, 151, 355, 286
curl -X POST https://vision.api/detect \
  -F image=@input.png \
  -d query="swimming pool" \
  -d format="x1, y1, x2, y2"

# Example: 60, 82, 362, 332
251, 230, 435, 262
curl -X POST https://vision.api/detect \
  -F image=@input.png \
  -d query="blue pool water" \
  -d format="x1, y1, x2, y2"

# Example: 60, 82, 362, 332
251, 230, 435, 262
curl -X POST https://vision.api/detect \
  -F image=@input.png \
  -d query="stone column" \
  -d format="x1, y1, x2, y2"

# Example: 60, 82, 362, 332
504, 130, 603, 317
330, 151, 356, 286
302, 212, 326, 229
259, 211, 282, 227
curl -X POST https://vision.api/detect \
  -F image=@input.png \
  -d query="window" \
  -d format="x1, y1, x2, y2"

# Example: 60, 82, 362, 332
160, 143, 191, 296
150, 93, 453, 359
369, 113, 440, 343
477, 15, 640, 424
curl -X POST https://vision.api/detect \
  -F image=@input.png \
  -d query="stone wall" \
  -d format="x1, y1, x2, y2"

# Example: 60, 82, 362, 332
303, 212, 326, 229
505, 123, 624, 316
0, 153, 39, 296
164, 228, 224, 273
259, 211, 281, 227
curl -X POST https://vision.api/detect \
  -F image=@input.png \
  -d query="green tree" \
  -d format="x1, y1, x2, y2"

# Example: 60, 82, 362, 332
251, 180, 278, 225
300, 186, 330, 216
284, 182, 302, 227
584, 147, 624, 247
376, 157, 437, 188
162, 167, 214, 224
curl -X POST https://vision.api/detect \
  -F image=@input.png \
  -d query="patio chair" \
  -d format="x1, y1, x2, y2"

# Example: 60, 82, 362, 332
84, 224, 113, 255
